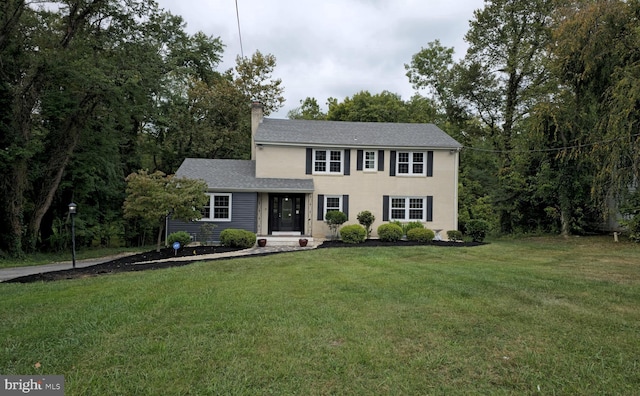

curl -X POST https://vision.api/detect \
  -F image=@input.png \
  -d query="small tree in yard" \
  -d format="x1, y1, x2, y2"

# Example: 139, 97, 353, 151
325, 211, 348, 239
123, 170, 209, 252
357, 210, 375, 239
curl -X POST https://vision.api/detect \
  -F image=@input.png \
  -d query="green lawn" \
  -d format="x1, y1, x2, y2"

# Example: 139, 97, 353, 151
1, 237, 639, 395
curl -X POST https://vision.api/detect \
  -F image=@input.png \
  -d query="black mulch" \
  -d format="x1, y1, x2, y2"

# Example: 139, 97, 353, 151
6, 239, 484, 284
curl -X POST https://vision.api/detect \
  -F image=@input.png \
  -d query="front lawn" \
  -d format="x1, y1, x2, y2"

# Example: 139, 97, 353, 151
1, 237, 638, 395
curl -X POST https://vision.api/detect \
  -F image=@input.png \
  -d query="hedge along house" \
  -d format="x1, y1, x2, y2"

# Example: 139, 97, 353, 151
167, 102, 462, 245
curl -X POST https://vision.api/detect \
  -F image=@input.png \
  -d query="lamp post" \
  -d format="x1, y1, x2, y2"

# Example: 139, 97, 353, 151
68, 203, 77, 268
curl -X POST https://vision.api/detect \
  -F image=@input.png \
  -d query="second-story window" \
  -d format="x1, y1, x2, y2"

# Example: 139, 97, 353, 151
364, 151, 376, 171
397, 152, 425, 176
314, 149, 342, 174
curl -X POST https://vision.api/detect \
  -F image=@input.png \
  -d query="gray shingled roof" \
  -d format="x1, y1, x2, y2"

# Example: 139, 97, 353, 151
255, 118, 463, 149
176, 159, 314, 192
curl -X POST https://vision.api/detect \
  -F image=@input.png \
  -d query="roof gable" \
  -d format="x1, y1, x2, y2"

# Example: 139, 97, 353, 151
254, 118, 462, 149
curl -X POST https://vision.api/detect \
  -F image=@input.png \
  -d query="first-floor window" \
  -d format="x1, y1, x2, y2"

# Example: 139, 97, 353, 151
202, 193, 232, 221
325, 195, 342, 217
390, 197, 425, 221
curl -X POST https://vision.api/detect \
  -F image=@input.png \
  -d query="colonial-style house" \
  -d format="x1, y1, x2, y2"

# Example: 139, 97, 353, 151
167, 102, 462, 244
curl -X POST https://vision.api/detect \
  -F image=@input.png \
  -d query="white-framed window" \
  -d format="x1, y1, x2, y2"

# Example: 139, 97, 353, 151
390, 197, 425, 221
314, 149, 343, 174
202, 193, 232, 221
364, 150, 377, 171
324, 195, 342, 217
397, 151, 425, 175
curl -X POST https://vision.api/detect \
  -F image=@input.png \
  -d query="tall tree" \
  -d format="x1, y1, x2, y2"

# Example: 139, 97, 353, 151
287, 97, 327, 120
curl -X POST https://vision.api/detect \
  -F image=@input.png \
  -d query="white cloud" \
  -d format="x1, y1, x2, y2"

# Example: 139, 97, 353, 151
155, 0, 485, 117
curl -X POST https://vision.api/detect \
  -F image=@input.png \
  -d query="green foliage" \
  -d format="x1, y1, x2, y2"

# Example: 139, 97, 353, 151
198, 223, 217, 245
167, 231, 192, 248
404, 221, 425, 234
287, 97, 327, 120
123, 170, 208, 251
447, 230, 463, 242
406, 228, 435, 243
465, 219, 490, 243
377, 223, 404, 242
340, 224, 367, 244
356, 210, 376, 238
325, 211, 348, 239
219, 228, 256, 249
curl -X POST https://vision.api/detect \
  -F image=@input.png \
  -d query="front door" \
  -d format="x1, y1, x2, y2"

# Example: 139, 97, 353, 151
269, 194, 304, 233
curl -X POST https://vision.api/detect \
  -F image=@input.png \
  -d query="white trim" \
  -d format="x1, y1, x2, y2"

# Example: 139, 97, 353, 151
313, 149, 343, 174
324, 195, 343, 217
396, 151, 426, 176
364, 150, 377, 172
389, 196, 426, 221
201, 193, 232, 222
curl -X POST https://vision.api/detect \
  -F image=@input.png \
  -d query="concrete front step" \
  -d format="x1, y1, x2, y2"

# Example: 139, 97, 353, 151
257, 236, 316, 247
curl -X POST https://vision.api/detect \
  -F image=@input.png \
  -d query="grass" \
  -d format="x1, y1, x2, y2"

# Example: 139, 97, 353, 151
1, 236, 639, 395
0, 246, 150, 269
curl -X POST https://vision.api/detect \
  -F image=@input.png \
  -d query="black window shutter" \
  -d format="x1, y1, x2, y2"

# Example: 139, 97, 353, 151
426, 196, 433, 222
383, 196, 389, 221
342, 195, 349, 218
427, 151, 434, 177
378, 150, 385, 171
344, 149, 351, 175
306, 148, 313, 175
390, 151, 396, 176
356, 150, 363, 171
317, 194, 324, 220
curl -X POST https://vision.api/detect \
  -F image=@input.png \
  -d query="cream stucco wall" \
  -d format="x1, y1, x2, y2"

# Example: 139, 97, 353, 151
255, 144, 459, 239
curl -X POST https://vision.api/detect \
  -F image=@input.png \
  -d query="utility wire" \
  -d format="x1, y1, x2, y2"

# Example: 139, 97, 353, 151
462, 132, 640, 154
235, 0, 244, 58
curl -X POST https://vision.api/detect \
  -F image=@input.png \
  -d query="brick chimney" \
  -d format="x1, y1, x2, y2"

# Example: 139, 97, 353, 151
251, 101, 264, 160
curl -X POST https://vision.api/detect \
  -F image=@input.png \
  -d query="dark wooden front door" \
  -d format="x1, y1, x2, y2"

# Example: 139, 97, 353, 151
269, 194, 304, 233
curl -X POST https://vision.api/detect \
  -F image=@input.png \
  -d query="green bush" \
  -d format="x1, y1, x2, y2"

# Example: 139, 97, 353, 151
447, 230, 463, 242
167, 231, 192, 248
340, 224, 366, 244
465, 219, 490, 242
404, 221, 425, 234
325, 210, 348, 239
356, 210, 375, 238
377, 223, 403, 242
219, 228, 257, 249
406, 227, 435, 243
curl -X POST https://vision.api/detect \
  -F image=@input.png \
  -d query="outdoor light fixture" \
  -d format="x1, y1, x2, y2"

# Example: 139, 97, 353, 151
68, 203, 77, 268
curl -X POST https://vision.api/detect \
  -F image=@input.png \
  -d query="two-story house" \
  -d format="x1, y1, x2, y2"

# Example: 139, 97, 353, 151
167, 102, 462, 244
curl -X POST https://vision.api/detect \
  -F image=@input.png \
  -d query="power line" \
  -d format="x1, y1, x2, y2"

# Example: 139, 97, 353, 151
462, 132, 640, 154
235, 0, 244, 58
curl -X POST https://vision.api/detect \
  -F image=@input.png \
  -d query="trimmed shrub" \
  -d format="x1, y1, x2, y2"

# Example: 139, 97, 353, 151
356, 210, 375, 238
407, 227, 435, 243
447, 230, 463, 242
340, 224, 366, 244
167, 231, 191, 248
219, 228, 257, 249
404, 221, 425, 234
465, 219, 490, 242
325, 210, 348, 239
377, 223, 403, 242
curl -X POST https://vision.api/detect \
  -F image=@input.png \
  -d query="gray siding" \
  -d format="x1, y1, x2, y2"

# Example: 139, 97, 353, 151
167, 192, 258, 244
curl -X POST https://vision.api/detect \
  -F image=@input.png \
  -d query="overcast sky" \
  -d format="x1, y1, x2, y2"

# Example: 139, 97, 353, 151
154, 0, 486, 118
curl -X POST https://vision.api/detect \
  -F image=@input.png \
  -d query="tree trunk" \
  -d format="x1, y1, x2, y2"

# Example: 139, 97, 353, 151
156, 220, 165, 252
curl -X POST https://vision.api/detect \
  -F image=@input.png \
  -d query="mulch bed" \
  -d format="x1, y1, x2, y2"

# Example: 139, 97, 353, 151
7, 240, 484, 284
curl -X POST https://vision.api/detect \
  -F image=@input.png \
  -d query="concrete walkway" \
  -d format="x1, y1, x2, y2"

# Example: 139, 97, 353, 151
0, 245, 317, 282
